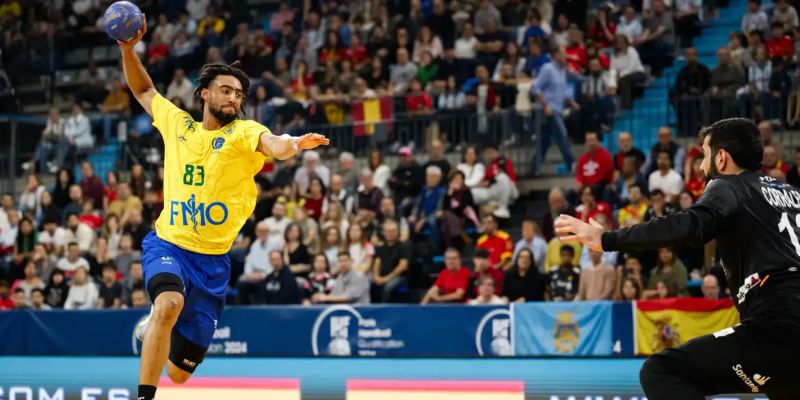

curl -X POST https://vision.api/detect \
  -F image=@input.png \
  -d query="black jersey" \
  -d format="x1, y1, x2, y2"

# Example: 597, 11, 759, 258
602, 170, 800, 320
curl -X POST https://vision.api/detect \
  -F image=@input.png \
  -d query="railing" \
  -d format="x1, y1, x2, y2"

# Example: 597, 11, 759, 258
0, 113, 128, 192
304, 108, 542, 170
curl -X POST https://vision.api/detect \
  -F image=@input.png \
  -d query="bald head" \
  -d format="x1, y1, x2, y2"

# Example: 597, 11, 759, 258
701, 275, 720, 300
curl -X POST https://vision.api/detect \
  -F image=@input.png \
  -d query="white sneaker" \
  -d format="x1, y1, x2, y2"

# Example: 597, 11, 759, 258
21, 162, 32, 171
48, 163, 59, 174
135, 306, 154, 341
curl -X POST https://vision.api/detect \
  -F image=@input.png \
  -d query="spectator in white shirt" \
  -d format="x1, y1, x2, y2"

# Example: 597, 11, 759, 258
23, 106, 63, 173
457, 145, 486, 189
39, 217, 67, 257
611, 34, 646, 109
153, 13, 177, 45
454, 22, 479, 59
617, 7, 643, 42
263, 201, 291, 249
165, 68, 195, 109
648, 150, 684, 203
741, 0, 769, 34
55, 103, 94, 170
63, 213, 95, 253
63, 266, 98, 310
56, 242, 91, 277
236, 221, 275, 304
468, 276, 507, 304
293, 150, 331, 194
512, 220, 548, 273
773, 0, 799, 29
185, 0, 210, 21
0, 209, 18, 253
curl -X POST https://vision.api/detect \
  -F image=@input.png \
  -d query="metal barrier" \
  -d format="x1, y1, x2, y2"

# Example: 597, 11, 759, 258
305, 108, 542, 174
0, 113, 126, 193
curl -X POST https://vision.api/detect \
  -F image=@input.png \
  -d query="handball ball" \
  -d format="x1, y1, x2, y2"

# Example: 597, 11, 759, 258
103, 1, 143, 42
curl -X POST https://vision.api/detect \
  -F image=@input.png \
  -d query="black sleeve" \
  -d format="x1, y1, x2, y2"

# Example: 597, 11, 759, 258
601, 178, 740, 251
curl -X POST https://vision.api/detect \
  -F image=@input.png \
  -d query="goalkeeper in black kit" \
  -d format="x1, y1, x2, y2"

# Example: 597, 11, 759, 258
556, 118, 800, 399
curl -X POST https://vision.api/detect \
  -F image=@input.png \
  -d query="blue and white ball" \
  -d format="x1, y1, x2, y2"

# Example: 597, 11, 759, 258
103, 1, 143, 42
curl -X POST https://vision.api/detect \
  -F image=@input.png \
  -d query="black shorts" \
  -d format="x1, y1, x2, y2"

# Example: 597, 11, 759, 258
641, 316, 800, 399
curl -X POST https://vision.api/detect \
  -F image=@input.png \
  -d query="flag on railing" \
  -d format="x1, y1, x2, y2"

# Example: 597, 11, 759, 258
635, 298, 739, 355
352, 97, 393, 137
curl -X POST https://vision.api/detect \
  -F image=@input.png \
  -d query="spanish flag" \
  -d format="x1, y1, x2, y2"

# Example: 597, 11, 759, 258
635, 298, 739, 355
352, 97, 393, 137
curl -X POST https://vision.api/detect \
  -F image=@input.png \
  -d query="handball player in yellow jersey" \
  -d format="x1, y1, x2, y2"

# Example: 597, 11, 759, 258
117, 16, 329, 400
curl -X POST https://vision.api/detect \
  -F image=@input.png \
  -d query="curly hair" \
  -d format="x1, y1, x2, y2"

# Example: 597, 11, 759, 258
193, 60, 250, 114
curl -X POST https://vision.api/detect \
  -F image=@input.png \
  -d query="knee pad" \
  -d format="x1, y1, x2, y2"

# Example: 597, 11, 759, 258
147, 273, 184, 303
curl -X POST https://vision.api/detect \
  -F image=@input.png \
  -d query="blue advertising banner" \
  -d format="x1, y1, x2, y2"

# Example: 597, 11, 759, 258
0, 305, 512, 357
512, 301, 614, 356
612, 301, 635, 355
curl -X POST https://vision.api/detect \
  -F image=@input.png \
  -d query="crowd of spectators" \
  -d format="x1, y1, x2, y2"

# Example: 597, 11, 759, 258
0, 0, 794, 311
6, 116, 796, 310
671, 0, 800, 136
4, 0, 723, 176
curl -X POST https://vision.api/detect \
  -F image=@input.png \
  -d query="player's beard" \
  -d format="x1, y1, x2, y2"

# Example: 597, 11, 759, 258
705, 160, 720, 184
209, 102, 238, 124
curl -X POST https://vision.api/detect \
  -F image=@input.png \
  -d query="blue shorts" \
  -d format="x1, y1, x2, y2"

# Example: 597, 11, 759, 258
142, 231, 230, 349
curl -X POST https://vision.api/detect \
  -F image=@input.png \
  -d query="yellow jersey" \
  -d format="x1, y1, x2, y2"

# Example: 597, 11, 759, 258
151, 93, 268, 255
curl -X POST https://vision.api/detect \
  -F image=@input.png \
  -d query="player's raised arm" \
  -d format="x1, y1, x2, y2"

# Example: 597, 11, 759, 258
556, 178, 740, 252
118, 15, 157, 116
257, 132, 330, 160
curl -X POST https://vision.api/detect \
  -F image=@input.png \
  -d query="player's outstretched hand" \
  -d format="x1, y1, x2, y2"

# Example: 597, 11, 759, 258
555, 214, 604, 252
298, 133, 330, 150
117, 14, 147, 50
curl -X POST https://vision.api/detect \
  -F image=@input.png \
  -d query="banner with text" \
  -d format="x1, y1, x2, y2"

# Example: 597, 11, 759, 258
0, 305, 512, 357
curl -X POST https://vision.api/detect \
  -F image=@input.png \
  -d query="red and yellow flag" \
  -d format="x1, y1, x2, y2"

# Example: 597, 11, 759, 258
635, 298, 739, 355
352, 98, 393, 137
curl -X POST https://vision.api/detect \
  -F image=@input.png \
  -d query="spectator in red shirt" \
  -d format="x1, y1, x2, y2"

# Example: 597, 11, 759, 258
685, 157, 706, 199
576, 131, 614, 190
147, 33, 169, 62
103, 171, 119, 210
471, 248, 504, 297
473, 146, 519, 219
347, 33, 368, 67
303, 177, 327, 221
766, 22, 793, 59
565, 25, 588, 73
319, 30, 347, 64
0, 280, 13, 310
79, 199, 102, 230
291, 60, 314, 101
421, 248, 471, 304
477, 215, 514, 270
575, 186, 613, 223
79, 161, 104, 211
405, 79, 433, 115
587, 8, 616, 49
585, 41, 610, 69
482, 146, 517, 183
